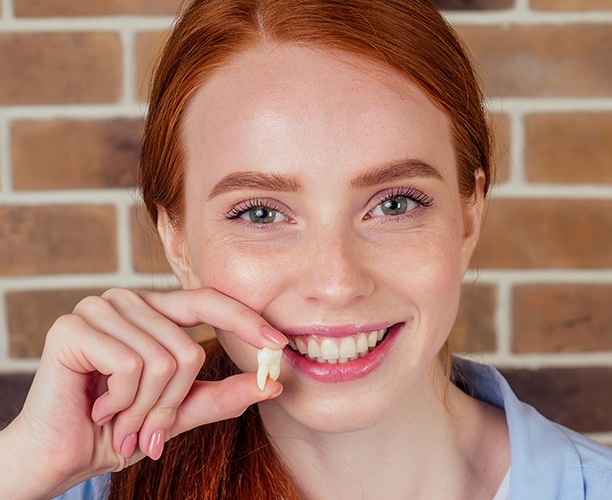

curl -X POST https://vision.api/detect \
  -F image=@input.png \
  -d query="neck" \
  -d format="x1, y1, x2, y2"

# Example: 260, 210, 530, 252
258, 363, 509, 500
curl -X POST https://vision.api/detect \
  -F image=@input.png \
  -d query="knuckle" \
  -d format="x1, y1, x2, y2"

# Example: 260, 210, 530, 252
101, 287, 137, 305
120, 352, 144, 377
73, 295, 108, 316
149, 351, 177, 380
179, 341, 206, 369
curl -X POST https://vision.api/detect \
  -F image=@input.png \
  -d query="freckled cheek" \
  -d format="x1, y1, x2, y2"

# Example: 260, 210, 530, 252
197, 245, 289, 312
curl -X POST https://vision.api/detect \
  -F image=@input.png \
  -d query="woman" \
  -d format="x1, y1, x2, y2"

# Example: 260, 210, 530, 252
1, 0, 611, 498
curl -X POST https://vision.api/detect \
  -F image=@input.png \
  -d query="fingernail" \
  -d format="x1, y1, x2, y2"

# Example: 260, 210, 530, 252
120, 433, 138, 458
96, 414, 113, 427
261, 325, 288, 346
147, 430, 166, 461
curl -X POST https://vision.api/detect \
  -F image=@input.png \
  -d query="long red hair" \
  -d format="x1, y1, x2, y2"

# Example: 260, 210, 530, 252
112, 0, 494, 497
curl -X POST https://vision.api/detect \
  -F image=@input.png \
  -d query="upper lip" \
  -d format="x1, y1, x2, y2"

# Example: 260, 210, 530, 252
279, 322, 395, 338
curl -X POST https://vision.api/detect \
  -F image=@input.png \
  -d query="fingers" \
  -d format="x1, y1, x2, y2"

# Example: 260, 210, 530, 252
169, 372, 283, 439
67, 288, 286, 462
73, 293, 206, 459
131, 288, 288, 349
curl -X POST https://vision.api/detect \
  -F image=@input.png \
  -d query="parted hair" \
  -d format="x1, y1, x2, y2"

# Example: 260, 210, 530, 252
112, 0, 493, 497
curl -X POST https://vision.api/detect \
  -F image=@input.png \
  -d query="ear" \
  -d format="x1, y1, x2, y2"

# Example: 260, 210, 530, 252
157, 208, 200, 289
460, 169, 486, 275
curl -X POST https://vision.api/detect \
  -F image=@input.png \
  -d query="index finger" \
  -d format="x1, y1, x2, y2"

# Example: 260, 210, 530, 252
129, 288, 288, 349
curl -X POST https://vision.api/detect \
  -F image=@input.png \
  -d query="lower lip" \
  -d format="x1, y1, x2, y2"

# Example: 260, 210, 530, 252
283, 323, 403, 383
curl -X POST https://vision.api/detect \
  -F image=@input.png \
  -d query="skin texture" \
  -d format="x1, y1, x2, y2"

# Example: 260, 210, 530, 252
161, 44, 509, 498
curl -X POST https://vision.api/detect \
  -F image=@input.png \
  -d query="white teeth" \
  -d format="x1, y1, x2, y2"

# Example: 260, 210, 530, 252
367, 331, 378, 347
320, 338, 339, 360
257, 347, 282, 391
356, 333, 368, 354
339, 336, 356, 359
295, 337, 308, 355
289, 328, 389, 365
307, 338, 321, 358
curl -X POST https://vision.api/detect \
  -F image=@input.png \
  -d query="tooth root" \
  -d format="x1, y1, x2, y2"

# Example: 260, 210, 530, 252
257, 363, 270, 391
269, 363, 280, 381
320, 338, 339, 360
307, 338, 321, 358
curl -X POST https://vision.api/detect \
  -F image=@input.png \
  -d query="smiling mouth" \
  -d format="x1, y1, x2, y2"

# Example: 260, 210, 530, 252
287, 328, 390, 364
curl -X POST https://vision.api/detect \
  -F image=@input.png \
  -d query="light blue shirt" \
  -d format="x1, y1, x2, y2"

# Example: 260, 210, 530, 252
56, 359, 612, 499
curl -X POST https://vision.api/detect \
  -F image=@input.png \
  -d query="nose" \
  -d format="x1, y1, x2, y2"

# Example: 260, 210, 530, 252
296, 227, 375, 308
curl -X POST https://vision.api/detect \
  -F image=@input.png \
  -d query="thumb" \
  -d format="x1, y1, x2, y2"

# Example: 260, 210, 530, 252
169, 373, 282, 437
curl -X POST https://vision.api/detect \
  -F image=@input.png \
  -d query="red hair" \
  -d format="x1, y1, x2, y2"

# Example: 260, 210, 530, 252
116, 0, 494, 497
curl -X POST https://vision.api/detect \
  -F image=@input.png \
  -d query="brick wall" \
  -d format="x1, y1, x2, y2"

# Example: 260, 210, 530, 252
0, 0, 610, 443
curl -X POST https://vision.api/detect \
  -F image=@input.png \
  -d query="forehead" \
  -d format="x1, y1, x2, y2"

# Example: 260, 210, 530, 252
181, 44, 455, 184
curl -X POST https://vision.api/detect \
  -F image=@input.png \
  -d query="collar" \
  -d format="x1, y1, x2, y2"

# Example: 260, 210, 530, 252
453, 358, 585, 499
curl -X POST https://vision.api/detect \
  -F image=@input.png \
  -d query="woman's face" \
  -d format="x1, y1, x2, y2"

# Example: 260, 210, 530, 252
168, 45, 483, 433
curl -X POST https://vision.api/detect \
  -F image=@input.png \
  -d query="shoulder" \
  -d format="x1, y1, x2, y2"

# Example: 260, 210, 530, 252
53, 474, 110, 500
561, 425, 612, 498
453, 358, 612, 499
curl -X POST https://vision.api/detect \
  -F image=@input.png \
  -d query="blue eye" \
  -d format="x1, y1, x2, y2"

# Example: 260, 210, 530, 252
239, 206, 287, 224
225, 199, 289, 224
372, 196, 417, 216
369, 188, 433, 218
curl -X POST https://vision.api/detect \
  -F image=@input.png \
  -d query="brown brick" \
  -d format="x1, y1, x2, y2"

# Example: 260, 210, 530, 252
525, 113, 612, 184
132, 204, 172, 274
531, 0, 612, 10
513, 284, 612, 353
135, 31, 170, 101
451, 283, 497, 353
491, 113, 510, 184
12, 119, 142, 190
475, 199, 612, 268
7, 288, 105, 359
501, 367, 612, 433
0, 373, 34, 424
434, 0, 513, 9
456, 25, 612, 97
0, 33, 121, 105
0, 205, 117, 275
15, 0, 182, 17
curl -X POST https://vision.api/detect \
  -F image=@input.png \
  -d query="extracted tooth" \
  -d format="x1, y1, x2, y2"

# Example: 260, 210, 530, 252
257, 347, 282, 391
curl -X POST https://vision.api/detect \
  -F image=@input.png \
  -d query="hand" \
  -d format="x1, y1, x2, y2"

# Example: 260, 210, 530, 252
1, 288, 286, 498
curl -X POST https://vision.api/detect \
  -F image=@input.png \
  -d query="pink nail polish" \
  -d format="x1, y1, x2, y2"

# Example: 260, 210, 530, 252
120, 433, 138, 458
261, 325, 288, 346
147, 430, 166, 460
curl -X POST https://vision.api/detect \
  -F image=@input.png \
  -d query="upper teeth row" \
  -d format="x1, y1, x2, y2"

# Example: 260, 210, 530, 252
289, 329, 387, 364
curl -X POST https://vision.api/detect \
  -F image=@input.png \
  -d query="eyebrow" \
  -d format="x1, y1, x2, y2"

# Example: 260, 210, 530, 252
207, 159, 442, 199
349, 160, 443, 190
208, 171, 302, 199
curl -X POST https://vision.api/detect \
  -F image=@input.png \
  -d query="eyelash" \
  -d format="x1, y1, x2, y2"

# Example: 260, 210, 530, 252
374, 187, 433, 209
224, 198, 286, 221
224, 187, 434, 223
